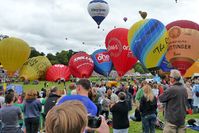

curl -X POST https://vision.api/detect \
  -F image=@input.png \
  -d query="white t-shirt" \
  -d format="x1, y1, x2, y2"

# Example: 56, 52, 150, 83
152, 89, 159, 97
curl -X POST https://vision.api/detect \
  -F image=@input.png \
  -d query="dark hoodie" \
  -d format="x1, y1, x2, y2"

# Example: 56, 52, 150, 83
44, 93, 60, 115
24, 99, 41, 118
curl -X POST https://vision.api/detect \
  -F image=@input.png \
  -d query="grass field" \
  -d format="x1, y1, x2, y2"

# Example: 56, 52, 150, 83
2, 81, 199, 133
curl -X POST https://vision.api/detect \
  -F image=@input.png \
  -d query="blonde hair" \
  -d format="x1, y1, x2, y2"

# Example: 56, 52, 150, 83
143, 85, 154, 102
25, 89, 37, 100
45, 101, 88, 133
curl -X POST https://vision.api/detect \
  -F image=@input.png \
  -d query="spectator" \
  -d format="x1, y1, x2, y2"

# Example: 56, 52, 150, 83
135, 81, 148, 103
186, 82, 193, 110
159, 69, 187, 133
110, 92, 129, 133
140, 84, 157, 133
24, 90, 42, 133
124, 85, 132, 111
152, 84, 159, 98
0, 92, 23, 133
57, 79, 97, 116
107, 88, 118, 104
46, 100, 109, 133
0, 91, 5, 108
192, 80, 199, 113
44, 87, 61, 118
100, 94, 110, 120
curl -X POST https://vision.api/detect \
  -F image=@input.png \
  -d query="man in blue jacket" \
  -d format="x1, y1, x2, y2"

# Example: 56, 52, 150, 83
57, 79, 97, 116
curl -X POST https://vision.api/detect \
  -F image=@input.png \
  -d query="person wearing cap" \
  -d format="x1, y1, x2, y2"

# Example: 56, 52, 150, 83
159, 69, 188, 133
57, 79, 97, 116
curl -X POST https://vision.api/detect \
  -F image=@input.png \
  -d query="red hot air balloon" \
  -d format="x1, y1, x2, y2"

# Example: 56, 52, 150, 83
69, 52, 94, 78
105, 28, 137, 77
46, 64, 71, 82
166, 20, 199, 75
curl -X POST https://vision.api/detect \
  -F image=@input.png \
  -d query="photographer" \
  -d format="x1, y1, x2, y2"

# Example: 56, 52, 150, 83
46, 100, 109, 133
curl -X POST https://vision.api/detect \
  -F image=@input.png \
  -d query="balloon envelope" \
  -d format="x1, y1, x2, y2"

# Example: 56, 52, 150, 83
160, 56, 174, 72
105, 28, 137, 77
0, 37, 31, 75
19, 56, 52, 80
184, 60, 199, 78
128, 19, 169, 69
123, 17, 127, 22
88, 0, 109, 28
166, 20, 199, 75
69, 52, 94, 78
46, 64, 71, 81
91, 49, 112, 76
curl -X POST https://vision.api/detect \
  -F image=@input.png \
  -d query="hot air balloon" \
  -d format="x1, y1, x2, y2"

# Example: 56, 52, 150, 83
123, 17, 128, 22
69, 52, 94, 78
128, 19, 169, 69
139, 11, 147, 19
0, 37, 31, 75
88, 0, 109, 28
105, 28, 137, 77
19, 56, 52, 80
46, 64, 71, 81
91, 49, 112, 76
166, 20, 199, 75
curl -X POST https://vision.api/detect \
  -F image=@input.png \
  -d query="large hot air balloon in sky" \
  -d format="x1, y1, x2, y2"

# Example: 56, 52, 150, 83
69, 52, 94, 78
0, 37, 31, 75
19, 56, 52, 80
105, 28, 137, 77
88, 0, 109, 28
91, 49, 112, 76
128, 19, 169, 69
46, 64, 71, 81
166, 20, 199, 75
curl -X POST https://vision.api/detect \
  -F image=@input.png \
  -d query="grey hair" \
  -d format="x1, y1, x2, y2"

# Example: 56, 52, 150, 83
170, 69, 181, 81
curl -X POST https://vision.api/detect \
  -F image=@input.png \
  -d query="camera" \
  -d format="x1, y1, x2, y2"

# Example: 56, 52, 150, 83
88, 116, 102, 128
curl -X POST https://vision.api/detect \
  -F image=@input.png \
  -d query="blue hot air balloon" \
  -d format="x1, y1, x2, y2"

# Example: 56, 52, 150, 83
160, 56, 174, 72
88, 0, 109, 28
92, 49, 112, 76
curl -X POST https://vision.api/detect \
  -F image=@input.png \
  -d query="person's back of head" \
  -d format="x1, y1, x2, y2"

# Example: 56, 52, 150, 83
118, 92, 126, 101
5, 92, 15, 104
143, 84, 154, 102
76, 79, 91, 91
45, 100, 88, 133
170, 69, 182, 83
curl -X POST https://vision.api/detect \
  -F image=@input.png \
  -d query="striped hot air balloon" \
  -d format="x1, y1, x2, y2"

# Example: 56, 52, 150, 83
128, 19, 169, 69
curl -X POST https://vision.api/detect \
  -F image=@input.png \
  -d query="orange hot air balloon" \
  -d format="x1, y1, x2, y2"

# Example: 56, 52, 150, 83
184, 59, 199, 78
166, 20, 199, 75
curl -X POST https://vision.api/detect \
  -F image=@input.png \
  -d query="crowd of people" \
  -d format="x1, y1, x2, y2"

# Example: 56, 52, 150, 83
0, 69, 198, 133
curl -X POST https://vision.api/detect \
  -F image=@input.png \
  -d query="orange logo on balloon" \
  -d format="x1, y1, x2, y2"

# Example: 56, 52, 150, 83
169, 26, 181, 39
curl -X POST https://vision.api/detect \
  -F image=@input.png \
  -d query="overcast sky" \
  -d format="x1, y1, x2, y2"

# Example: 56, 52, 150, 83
0, 0, 198, 55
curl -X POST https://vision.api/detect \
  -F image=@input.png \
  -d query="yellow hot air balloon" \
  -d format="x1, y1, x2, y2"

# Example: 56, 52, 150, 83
184, 60, 199, 78
19, 56, 52, 80
0, 37, 31, 75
